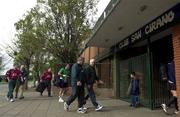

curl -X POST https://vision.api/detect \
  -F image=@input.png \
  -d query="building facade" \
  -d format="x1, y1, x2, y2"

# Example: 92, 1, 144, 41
82, 0, 180, 110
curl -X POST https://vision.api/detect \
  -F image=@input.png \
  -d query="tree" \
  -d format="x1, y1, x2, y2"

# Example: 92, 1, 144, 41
0, 56, 2, 73
7, 0, 99, 88
37, 0, 99, 63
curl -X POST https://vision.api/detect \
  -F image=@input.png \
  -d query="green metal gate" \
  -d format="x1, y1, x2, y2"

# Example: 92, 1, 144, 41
119, 54, 152, 108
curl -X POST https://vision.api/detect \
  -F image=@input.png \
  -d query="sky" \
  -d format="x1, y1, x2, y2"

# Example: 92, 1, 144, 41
0, 0, 110, 74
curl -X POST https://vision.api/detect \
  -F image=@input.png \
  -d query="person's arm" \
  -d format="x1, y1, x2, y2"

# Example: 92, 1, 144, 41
40, 72, 45, 81
93, 67, 104, 84
58, 68, 64, 76
71, 64, 80, 85
50, 72, 53, 80
5, 70, 11, 81
73, 64, 82, 86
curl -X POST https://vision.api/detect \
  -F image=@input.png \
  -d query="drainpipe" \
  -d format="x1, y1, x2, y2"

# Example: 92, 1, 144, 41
113, 45, 120, 98
147, 37, 154, 109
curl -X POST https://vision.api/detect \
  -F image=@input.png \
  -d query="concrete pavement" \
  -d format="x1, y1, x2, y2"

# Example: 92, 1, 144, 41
0, 84, 178, 117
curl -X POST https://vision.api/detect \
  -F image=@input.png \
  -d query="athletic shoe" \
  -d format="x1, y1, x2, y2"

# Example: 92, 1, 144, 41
10, 98, 14, 102
95, 104, 103, 111
174, 110, 179, 114
161, 104, 167, 113
77, 108, 86, 114
64, 102, 69, 111
58, 97, 64, 102
83, 106, 88, 110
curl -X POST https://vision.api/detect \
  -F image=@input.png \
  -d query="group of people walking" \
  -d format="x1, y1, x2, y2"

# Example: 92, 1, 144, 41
34, 57, 104, 114
5, 65, 28, 102
63, 57, 104, 113
4, 58, 179, 115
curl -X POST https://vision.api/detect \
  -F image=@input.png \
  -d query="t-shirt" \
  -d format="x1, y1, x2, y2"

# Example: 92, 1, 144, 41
6, 68, 21, 80
59, 67, 70, 82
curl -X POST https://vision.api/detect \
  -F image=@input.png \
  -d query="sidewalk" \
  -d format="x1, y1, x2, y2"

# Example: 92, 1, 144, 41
0, 88, 178, 117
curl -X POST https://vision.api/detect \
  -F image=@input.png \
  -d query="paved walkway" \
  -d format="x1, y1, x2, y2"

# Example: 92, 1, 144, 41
0, 85, 178, 117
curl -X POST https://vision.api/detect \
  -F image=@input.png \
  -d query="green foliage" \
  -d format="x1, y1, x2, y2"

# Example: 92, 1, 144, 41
0, 56, 2, 72
8, 0, 98, 77
36, 0, 98, 63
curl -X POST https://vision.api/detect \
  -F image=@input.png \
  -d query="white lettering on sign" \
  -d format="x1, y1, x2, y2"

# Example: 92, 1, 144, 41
131, 30, 142, 43
119, 38, 129, 49
145, 11, 175, 34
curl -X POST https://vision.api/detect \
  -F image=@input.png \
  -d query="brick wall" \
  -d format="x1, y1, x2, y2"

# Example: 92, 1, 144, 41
172, 24, 180, 116
83, 48, 90, 64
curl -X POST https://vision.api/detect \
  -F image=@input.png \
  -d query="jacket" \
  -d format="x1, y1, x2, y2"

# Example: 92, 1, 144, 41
130, 79, 140, 95
85, 65, 99, 84
41, 71, 52, 80
6, 68, 21, 80
71, 63, 83, 85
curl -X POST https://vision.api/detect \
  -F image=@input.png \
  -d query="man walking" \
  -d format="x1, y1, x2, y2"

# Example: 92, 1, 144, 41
40, 67, 53, 97
161, 61, 178, 114
64, 57, 86, 113
15, 65, 28, 99
84, 59, 103, 111
5, 64, 21, 102
58, 64, 70, 102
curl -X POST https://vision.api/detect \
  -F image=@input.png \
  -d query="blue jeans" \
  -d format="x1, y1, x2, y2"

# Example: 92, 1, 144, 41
7, 79, 17, 99
85, 84, 98, 107
131, 95, 139, 106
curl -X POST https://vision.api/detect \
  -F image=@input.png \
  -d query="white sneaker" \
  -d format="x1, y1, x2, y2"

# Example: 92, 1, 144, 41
58, 97, 64, 102
64, 102, 69, 111
95, 105, 103, 111
161, 104, 167, 113
10, 99, 14, 102
77, 108, 86, 114
83, 106, 88, 110
174, 110, 179, 114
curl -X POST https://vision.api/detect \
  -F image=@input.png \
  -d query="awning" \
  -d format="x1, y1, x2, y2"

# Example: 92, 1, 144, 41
86, 0, 179, 48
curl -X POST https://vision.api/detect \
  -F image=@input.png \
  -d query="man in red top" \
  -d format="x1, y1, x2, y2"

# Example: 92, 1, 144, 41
40, 67, 53, 97
6, 64, 21, 102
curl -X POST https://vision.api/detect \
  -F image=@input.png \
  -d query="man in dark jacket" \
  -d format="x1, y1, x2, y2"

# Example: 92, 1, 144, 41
84, 59, 103, 111
6, 64, 22, 102
64, 57, 86, 114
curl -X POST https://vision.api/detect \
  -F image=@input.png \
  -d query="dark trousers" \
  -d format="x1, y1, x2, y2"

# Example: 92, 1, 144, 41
42, 80, 51, 96
7, 79, 17, 99
167, 96, 178, 110
66, 85, 84, 108
85, 84, 98, 107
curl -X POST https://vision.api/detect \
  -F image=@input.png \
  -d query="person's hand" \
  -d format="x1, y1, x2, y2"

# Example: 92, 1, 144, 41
97, 80, 104, 85
171, 90, 177, 97
6, 77, 10, 82
21, 77, 24, 82
77, 81, 82, 86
